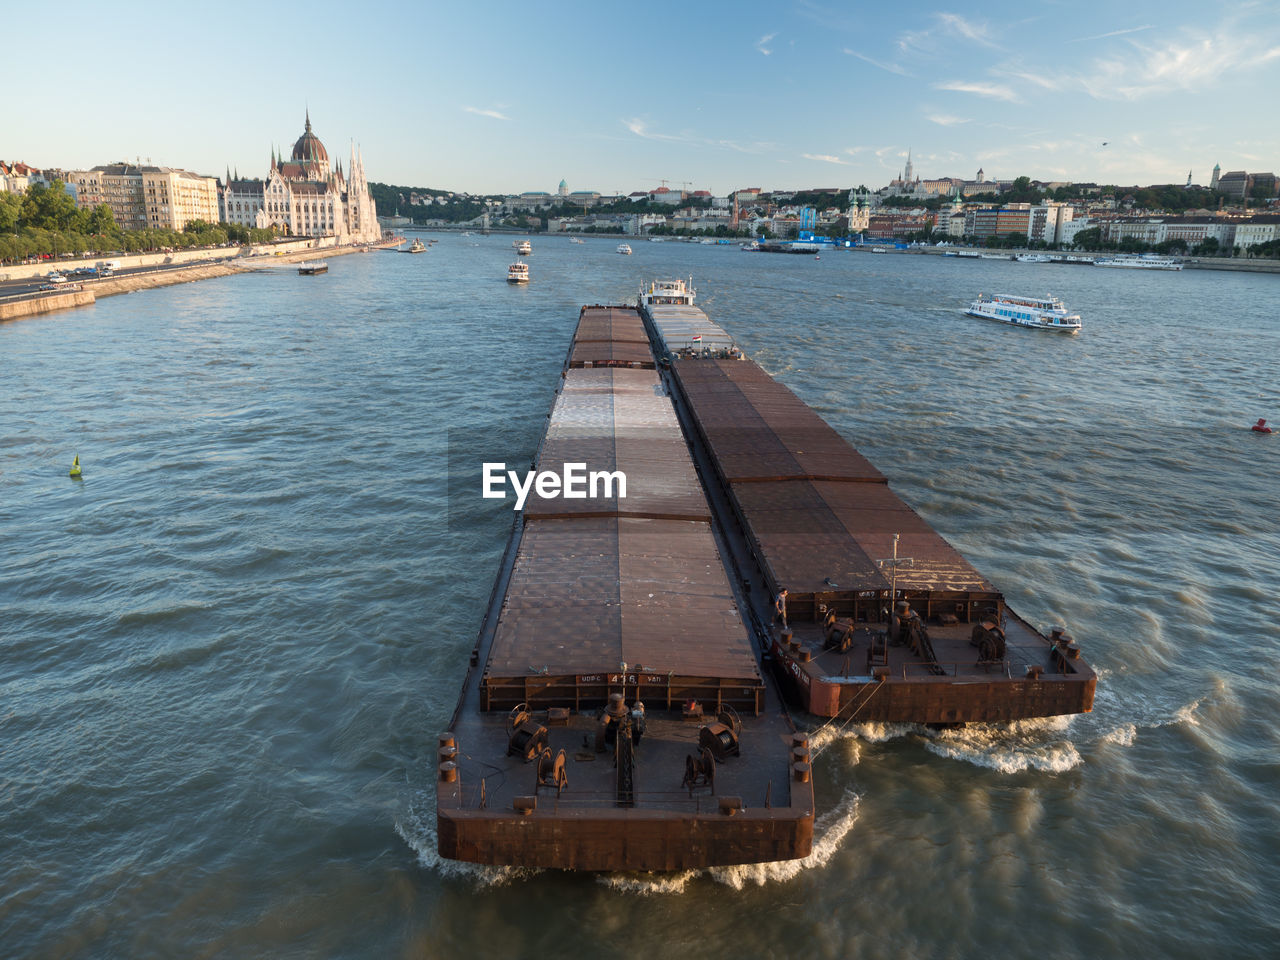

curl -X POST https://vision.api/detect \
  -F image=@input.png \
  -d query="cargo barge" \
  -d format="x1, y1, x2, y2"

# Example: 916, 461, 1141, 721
639, 279, 1097, 724
437, 304, 815, 872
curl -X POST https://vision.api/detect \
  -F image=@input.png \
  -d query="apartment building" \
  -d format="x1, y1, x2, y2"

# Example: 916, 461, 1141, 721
69, 163, 219, 231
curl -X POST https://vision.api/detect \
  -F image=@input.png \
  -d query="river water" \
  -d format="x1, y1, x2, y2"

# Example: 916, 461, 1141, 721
3, 237, 1277, 958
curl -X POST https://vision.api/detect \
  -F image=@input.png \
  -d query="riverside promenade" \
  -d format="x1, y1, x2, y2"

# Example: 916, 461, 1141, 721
0, 238, 401, 323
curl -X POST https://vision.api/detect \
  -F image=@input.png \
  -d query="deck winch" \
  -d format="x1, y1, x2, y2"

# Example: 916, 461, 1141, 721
506, 703, 548, 761
699, 706, 742, 761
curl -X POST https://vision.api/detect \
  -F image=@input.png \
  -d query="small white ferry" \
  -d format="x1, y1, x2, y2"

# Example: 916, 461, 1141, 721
514, 239, 532, 255
1094, 254, 1183, 271
965, 293, 1081, 332
617, 243, 632, 255
507, 259, 529, 284
1016, 253, 1051, 262
406, 238, 426, 254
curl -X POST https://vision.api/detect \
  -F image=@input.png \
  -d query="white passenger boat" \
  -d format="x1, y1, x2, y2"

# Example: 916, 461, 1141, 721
514, 240, 532, 255
1016, 254, 1051, 262
406, 238, 426, 253
1093, 254, 1183, 271
507, 259, 529, 284
617, 243, 632, 255
965, 293, 1081, 332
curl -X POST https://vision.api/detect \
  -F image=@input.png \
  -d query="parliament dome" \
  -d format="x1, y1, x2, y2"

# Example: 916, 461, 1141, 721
291, 112, 328, 164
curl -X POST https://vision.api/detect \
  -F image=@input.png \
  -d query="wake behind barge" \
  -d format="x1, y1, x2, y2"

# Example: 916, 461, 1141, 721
639, 279, 1096, 723
437, 305, 814, 872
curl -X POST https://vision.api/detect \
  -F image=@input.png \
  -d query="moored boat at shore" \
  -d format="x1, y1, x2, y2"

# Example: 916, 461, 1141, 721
965, 292, 1082, 331
297, 261, 328, 275
1094, 254, 1183, 270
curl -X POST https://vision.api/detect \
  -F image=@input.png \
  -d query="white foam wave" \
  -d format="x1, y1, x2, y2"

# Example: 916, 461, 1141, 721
1170, 698, 1203, 727
1101, 723, 1137, 746
920, 716, 1082, 773
1086, 679, 1207, 736
813, 714, 1088, 774
709, 788, 860, 889
595, 869, 699, 895
809, 720, 920, 756
923, 732, 1082, 774
595, 789, 862, 895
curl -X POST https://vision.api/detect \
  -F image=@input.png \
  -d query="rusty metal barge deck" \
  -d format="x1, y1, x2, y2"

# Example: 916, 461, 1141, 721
640, 283, 1097, 725
437, 305, 815, 872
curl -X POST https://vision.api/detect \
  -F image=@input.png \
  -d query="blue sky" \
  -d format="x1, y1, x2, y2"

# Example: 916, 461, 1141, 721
10, 0, 1279, 195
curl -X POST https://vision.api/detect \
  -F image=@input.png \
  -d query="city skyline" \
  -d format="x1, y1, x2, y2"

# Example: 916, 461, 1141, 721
9, 0, 1280, 195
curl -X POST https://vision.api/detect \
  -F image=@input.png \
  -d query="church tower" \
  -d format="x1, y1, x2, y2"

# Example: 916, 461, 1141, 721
1210, 163, 1221, 190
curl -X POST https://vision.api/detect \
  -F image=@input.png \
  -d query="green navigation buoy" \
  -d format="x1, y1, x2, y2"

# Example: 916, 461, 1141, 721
69, 455, 82, 479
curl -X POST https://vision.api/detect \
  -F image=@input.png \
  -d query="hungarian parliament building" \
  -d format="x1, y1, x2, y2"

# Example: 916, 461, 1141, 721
220, 112, 379, 243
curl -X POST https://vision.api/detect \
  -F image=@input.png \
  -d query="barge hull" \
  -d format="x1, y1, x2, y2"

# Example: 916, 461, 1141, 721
640, 285, 1097, 724
439, 304, 813, 871
438, 806, 813, 872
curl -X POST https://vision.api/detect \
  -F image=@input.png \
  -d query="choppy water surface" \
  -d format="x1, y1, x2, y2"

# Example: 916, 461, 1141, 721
3, 239, 1278, 958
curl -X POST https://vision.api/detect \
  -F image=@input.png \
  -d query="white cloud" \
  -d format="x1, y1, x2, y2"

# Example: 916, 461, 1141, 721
624, 118, 778, 156
928, 114, 970, 126
1070, 25, 1153, 43
1085, 29, 1280, 100
757, 32, 776, 55
843, 49, 910, 76
899, 11, 998, 55
935, 80, 1021, 102
623, 118, 680, 142
936, 13, 997, 48
803, 153, 850, 165
1001, 69, 1061, 91
463, 106, 509, 121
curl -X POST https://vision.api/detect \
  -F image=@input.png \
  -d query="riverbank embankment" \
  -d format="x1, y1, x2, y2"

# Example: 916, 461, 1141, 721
0, 241, 393, 323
